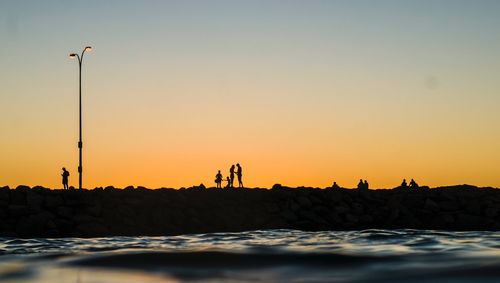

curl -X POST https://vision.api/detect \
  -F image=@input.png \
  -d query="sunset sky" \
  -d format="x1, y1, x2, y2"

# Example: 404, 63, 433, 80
1, 0, 499, 189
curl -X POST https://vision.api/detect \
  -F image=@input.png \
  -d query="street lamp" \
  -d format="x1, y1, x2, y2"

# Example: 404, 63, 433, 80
69, 46, 92, 190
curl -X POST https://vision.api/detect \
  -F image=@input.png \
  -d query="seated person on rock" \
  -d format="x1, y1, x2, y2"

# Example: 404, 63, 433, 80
357, 179, 364, 190
409, 179, 419, 189
401, 179, 408, 188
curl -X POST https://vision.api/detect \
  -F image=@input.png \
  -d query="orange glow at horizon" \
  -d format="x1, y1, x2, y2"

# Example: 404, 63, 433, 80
1, 1, 500, 189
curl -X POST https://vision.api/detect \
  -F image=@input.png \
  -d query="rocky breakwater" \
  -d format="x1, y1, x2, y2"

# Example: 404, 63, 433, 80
0, 185, 499, 238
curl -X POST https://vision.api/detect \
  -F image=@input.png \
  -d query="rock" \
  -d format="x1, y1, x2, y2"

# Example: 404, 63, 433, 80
73, 214, 98, 224
272, 184, 283, 190
16, 212, 52, 237
424, 199, 439, 212
326, 212, 342, 224
57, 206, 73, 219
298, 210, 318, 222
360, 214, 374, 223
44, 195, 64, 208
8, 205, 30, 217
439, 201, 459, 212
76, 222, 109, 237
335, 205, 349, 214
309, 195, 323, 205
0, 189, 9, 201
281, 210, 298, 222
456, 213, 488, 229
465, 201, 481, 215
86, 205, 102, 217
351, 202, 364, 214
15, 185, 30, 191
0, 200, 8, 210
289, 200, 300, 212
265, 203, 280, 214
27, 191, 44, 211
296, 196, 312, 208
484, 207, 498, 218
313, 205, 330, 215
430, 213, 455, 228
345, 214, 359, 223
10, 190, 26, 205
54, 218, 74, 232
1, 184, 500, 237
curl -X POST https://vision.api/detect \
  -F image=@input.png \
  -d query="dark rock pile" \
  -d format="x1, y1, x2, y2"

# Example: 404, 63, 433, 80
0, 184, 499, 238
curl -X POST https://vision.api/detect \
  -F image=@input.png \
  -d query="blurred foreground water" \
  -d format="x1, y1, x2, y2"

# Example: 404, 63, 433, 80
1, 229, 500, 282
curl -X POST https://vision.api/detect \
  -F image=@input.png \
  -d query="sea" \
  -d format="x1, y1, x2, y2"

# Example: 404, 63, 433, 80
0, 229, 499, 282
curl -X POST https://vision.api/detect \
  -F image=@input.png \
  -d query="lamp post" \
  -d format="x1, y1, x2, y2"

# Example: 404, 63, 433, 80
69, 46, 92, 190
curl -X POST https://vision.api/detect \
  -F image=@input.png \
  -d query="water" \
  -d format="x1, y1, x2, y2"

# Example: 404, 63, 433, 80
0, 229, 499, 282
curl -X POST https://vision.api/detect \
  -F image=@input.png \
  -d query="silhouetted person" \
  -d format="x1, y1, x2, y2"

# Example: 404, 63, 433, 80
332, 182, 340, 189
215, 170, 223, 188
364, 180, 369, 190
401, 179, 408, 188
236, 163, 243, 188
62, 167, 70, 190
225, 176, 231, 188
357, 179, 364, 190
229, 165, 235, 188
410, 179, 419, 189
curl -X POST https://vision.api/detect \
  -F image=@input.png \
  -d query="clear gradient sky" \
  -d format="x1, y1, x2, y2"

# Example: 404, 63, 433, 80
1, 0, 499, 189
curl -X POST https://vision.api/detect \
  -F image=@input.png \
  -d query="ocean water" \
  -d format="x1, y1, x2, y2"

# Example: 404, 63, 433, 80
0, 230, 499, 283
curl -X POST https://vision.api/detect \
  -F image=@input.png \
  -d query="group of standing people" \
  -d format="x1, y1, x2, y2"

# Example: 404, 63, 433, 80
215, 163, 243, 189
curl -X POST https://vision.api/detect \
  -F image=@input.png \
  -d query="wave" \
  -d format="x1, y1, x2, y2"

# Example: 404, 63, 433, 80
1, 230, 500, 282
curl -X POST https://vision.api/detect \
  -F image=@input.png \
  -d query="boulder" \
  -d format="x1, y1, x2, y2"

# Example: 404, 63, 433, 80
335, 205, 350, 214
272, 184, 283, 190
44, 195, 64, 208
27, 191, 44, 211
76, 222, 109, 237
57, 206, 73, 219
10, 190, 27, 205
456, 213, 488, 229
439, 201, 459, 212
345, 214, 359, 223
281, 210, 298, 222
484, 207, 498, 218
8, 205, 30, 217
16, 212, 53, 237
423, 199, 439, 212
465, 200, 481, 215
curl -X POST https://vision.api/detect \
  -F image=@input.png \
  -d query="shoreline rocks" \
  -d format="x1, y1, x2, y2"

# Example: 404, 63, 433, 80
0, 185, 499, 238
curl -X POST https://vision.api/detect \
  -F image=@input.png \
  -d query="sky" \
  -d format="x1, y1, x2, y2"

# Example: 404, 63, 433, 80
1, 0, 499, 189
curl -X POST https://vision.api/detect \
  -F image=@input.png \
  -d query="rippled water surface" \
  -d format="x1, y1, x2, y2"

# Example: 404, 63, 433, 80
1, 230, 500, 282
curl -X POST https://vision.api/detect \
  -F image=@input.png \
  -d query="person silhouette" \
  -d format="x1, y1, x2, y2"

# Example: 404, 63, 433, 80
332, 182, 340, 189
236, 163, 243, 188
229, 165, 235, 188
401, 179, 408, 188
225, 176, 231, 188
62, 167, 70, 190
409, 179, 419, 189
357, 179, 364, 190
215, 170, 223, 189
364, 180, 369, 190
